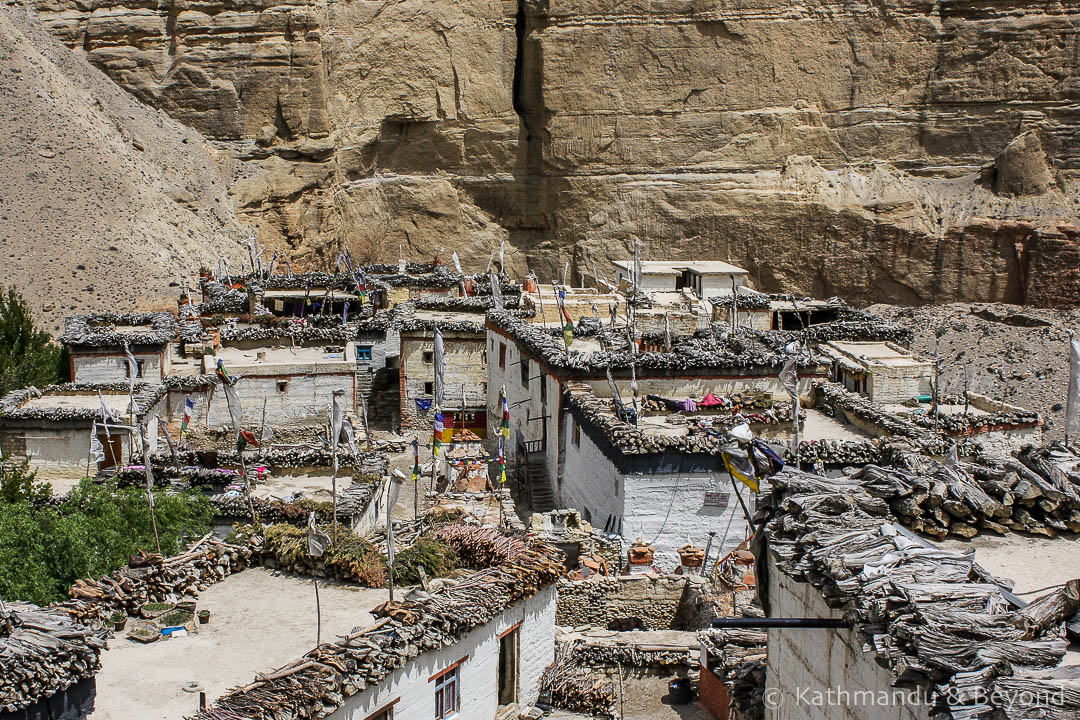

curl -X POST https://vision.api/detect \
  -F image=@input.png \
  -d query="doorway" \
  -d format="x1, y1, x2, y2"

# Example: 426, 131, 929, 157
497, 625, 520, 709
97, 433, 123, 469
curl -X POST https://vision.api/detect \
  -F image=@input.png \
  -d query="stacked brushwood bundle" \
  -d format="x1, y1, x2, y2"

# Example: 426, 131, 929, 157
730, 660, 766, 720
189, 527, 562, 720
432, 524, 528, 567
760, 467, 1080, 718
1, 602, 105, 713
794, 438, 889, 467
212, 482, 374, 524
847, 444, 1080, 539
697, 629, 766, 720
572, 641, 696, 669
112, 466, 240, 489
539, 643, 618, 718
57, 535, 252, 625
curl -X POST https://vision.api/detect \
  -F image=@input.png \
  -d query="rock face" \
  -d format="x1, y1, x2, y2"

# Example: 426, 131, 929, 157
26, 0, 1080, 307
0, 3, 247, 332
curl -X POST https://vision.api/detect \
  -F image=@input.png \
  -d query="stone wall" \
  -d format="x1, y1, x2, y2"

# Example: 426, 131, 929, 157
399, 331, 487, 433
71, 350, 165, 384
555, 575, 694, 630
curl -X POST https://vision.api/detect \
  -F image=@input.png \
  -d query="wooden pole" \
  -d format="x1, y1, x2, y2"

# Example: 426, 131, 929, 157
239, 450, 257, 526
386, 487, 396, 603
140, 429, 162, 556
725, 469, 754, 528
258, 398, 268, 460
314, 577, 321, 646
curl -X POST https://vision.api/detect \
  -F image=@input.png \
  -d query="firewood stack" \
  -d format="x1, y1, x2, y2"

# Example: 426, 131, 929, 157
698, 627, 767, 719
846, 444, 1080, 539
0, 602, 105, 713
188, 527, 563, 720
539, 643, 617, 718
56, 536, 252, 625
759, 467, 1080, 718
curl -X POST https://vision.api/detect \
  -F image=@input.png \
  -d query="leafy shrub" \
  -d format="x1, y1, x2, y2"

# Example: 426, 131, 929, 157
392, 535, 458, 585
0, 476, 214, 606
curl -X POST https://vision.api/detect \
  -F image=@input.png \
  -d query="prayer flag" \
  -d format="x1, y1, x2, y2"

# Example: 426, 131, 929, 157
411, 438, 421, 482
1068, 337, 1080, 443
433, 407, 445, 459
216, 359, 238, 387
722, 450, 759, 493
181, 396, 194, 433
489, 272, 504, 311
433, 326, 445, 407
89, 423, 106, 465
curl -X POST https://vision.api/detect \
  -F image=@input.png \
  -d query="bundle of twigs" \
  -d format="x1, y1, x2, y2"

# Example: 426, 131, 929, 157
539, 642, 617, 718
1, 602, 105, 712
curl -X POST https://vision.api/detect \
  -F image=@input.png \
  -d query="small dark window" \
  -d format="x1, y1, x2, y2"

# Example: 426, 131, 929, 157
539, 376, 547, 405
424, 381, 434, 395
499, 343, 506, 370
277, 380, 288, 394
573, 420, 580, 447
520, 358, 529, 388
423, 350, 434, 364
136, 360, 145, 378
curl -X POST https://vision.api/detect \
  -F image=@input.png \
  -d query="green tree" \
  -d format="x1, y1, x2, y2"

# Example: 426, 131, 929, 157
0, 479, 214, 606
0, 286, 66, 396
0, 453, 52, 505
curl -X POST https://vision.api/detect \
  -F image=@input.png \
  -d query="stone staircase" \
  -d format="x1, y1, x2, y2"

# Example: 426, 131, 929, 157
519, 441, 556, 513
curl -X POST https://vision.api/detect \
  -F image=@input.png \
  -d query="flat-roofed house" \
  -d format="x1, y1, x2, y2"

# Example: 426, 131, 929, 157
819, 340, 933, 404
60, 313, 177, 384
612, 260, 749, 297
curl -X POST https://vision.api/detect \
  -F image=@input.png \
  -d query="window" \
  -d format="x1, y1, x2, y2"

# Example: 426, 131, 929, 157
434, 666, 459, 719
463, 411, 476, 424
277, 380, 289, 394
498, 343, 506, 370
423, 350, 434, 364
126, 359, 145, 379
356, 345, 373, 362
363, 701, 397, 720
573, 420, 580, 447
539, 376, 547, 405
520, 358, 529, 388
424, 381, 434, 395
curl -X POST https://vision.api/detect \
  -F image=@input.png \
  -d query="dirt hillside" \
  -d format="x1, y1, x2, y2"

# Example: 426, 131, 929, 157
0, 3, 247, 333
869, 303, 1080, 440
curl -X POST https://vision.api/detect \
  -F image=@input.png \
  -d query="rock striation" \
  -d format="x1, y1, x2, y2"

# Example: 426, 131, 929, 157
20, 0, 1080, 307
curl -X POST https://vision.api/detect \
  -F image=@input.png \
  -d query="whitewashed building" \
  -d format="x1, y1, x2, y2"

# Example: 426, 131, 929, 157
612, 260, 749, 297
819, 340, 933, 404
190, 529, 562, 720
0, 383, 166, 471
60, 312, 178, 384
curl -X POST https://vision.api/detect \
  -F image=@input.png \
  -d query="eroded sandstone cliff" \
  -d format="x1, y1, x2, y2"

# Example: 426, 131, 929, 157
27, 0, 1080, 306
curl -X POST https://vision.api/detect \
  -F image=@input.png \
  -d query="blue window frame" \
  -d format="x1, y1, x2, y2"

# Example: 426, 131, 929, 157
356, 345, 373, 362
434, 666, 459, 719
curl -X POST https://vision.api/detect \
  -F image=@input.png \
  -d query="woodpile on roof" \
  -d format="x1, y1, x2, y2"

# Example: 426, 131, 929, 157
488, 310, 820, 375
850, 444, 1080, 539
60, 312, 177, 347
0, 382, 166, 421
0, 602, 105, 713
189, 526, 562, 720
759, 467, 1080, 718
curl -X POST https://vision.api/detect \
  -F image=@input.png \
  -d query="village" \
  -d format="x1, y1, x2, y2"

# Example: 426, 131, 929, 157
1, 252, 1078, 720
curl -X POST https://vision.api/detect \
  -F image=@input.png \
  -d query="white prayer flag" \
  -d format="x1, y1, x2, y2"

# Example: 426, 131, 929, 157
1067, 338, 1080, 443
433, 325, 445, 407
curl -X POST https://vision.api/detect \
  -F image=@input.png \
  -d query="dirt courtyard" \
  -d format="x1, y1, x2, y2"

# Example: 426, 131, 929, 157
90, 567, 391, 719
